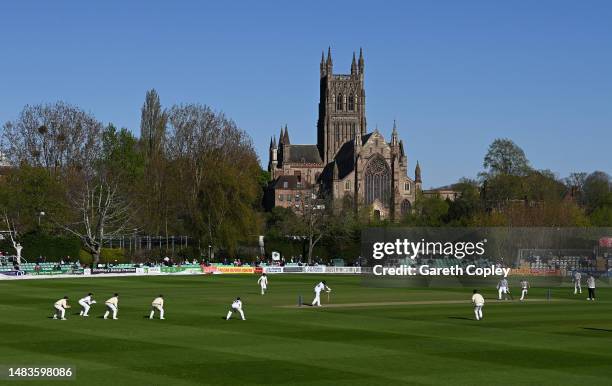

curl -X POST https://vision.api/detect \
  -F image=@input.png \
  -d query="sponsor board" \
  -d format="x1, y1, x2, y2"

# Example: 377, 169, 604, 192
510, 268, 561, 276
215, 266, 255, 274
263, 266, 284, 274
325, 267, 362, 274
282, 266, 304, 273
145, 266, 161, 274
304, 266, 326, 273
91, 267, 137, 275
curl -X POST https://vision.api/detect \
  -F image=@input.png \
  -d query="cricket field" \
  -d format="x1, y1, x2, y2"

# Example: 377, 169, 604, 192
1, 274, 611, 385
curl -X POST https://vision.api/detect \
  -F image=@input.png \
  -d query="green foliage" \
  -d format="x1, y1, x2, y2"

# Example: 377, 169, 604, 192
0, 231, 80, 261
583, 171, 612, 213
0, 165, 68, 232
482, 138, 531, 177
590, 206, 612, 227
101, 124, 145, 187
402, 193, 450, 226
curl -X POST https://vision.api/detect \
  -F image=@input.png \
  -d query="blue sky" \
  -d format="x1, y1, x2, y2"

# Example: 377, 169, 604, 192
1, 0, 610, 188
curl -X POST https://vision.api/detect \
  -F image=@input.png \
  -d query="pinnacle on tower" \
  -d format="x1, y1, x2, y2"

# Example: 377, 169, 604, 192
351, 51, 357, 75
283, 124, 290, 145
415, 161, 422, 183
358, 47, 364, 73
320, 50, 326, 76
391, 120, 399, 146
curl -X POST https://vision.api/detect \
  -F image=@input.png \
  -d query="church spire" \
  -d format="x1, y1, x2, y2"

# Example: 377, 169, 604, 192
358, 47, 364, 74
415, 161, 422, 183
391, 120, 398, 146
326, 46, 333, 73
283, 124, 290, 145
279, 126, 285, 145
351, 51, 357, 75
320, 50, 326, 77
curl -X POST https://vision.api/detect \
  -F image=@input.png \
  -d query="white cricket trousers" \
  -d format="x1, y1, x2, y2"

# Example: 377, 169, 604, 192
498, 287, 508, 300
474, 305, 483, 320
150, 305, 164, 319
520, 289, 528, 300
226, 307, 245, 320
260, 284, 267, 295
312, 292, 322, 306
53, 305, 65, 319
574, 281, 582, 294
79, 300, 90, 316
104, 304, 118, 319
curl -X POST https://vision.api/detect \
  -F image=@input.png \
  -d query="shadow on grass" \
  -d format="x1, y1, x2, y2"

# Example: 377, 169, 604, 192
583, 327, 612, 333
448, 316, 473, 321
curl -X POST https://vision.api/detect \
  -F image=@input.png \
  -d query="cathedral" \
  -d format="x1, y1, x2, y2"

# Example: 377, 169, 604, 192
266, 48, 422, 220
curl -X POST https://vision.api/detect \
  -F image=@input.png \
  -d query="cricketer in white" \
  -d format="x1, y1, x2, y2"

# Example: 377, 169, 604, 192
312, 281, 331, 307
78, 293, 96, 317
53, 296, 70, 320
104, 293, 119, 320
471, 290, 484, 321
497, 278, 509, 300
150, 295, 165, 320
257, 273, 268, 295
226, 297, 246, 320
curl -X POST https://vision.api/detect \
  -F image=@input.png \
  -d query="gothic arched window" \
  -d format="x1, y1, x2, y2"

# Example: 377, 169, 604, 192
348, 95, 355, 111
336, 93, 343, 111
364, 156, 391, 206
401, 199, 412, 215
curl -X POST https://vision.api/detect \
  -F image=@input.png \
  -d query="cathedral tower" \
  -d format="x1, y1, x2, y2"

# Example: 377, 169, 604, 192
317, 47, 367, 164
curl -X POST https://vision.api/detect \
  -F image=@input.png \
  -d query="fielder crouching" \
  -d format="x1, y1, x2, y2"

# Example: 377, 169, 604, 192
103, 293, 119, 320
226, 297, 246, 320
53, 296, 70, 320
78, 293, 96, 316
150, 295, 165, 320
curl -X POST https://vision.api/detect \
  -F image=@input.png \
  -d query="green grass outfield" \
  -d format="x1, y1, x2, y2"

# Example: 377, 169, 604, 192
1, 274, 612, 386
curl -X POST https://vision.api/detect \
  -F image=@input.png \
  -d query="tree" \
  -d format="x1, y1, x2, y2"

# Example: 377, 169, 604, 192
482, 138, 531, 177
165, 103, 262, 256
1, 102, 102, 175
291, 188, 331, 264
101, 124, 145, 193
402, 192, 449, 226
58, 179, 132, 265
446, 178, 481, 225
583, 171, 611, 213
140, 89, 167, 157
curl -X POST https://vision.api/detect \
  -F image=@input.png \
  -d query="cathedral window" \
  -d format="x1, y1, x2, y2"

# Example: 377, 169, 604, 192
348, 95, 355, 111
336, 93, 343, 110
401, 199, 412, 215
278, 194, 284, 202
404, 181, 410, 192
345, 180, 351, 191
364, 156, 391, 205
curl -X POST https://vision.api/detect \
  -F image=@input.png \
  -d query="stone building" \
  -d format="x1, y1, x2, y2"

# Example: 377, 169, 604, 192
266, 48, 421, 220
